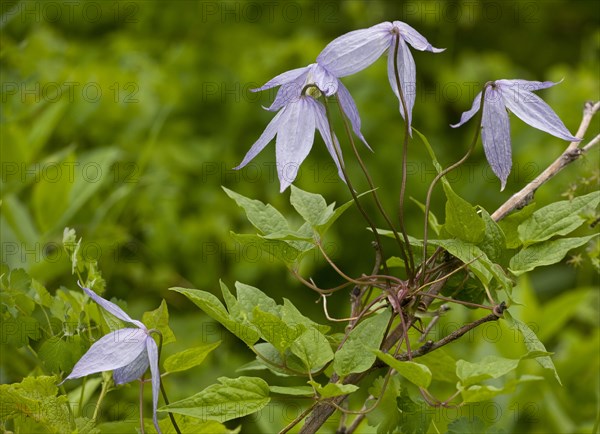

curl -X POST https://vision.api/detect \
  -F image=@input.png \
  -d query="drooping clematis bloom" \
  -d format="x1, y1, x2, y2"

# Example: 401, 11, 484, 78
316, 21, 444, 131
236, 89, 344, 192
62, 285, 161, 434
252, 62, 369, 148
451, 79, 581, 190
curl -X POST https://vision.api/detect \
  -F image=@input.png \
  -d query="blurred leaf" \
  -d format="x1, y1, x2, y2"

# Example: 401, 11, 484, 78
416, 349, 458, 383
333, 309, 391, 377
447, 417, 487, 434
509, 234, 599, 275
160, 376, 270, 422
147, 415, 240, 434
0, 376, 74, 433
411, 197, 441, 236
397, 387, 432, 434
164, 341, 221, 373
504, 311, 562, 385
142, 300, 176, 345
374, 351, 432, 388
518, 191, 600, 245
32, 154, 74, 233
38, 336, 85, 374
460, 375, 543, 403
456, 355, 519, 388
366, 375, 401, 434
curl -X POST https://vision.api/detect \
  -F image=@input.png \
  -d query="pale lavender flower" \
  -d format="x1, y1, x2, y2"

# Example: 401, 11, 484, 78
317, 21, 444, 131
253, 62, 369, 148
62, 285, 161, 433
451, 79, 581, 190
236, 91, 343, 192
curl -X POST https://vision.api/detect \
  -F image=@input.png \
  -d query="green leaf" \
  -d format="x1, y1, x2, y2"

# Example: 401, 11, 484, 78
509, 234, 599, 275
170, 287, 259, 346
148, 415, 240, 434
223, 187, 288, 234
0, 376, 74, 433
460, 375, 543, 403
504, 311, 562, 385
142, 300, 176, 345
160, 376, 270, 422
442, 183, 486, 243
518, 191, 600, 245
269, 385, 314, 396
281, 298, 330, 334
308, 380, 359, 398
416, 349, 458, 383
59, 147, 122, 228
38, 336, 85, 374
456, 355, 520, 388
252, 343, 306, 376
251, 307, 304, 353
164, 341, 221, 373
230, 232, 305, 265
397, 387, 432, 434
219, 280, 241, 320
477, 209, 506, 262
410, 196, 441, 236
428, 238, 512, 290
447, 416, 487, 434
333, 309, 391, 377
366, 376, 401, 434
235, 281, 280, 318
497, 204, 536, 249
32, 153, 75, 233
374, 351, 432, 388
290, 185, 330, 226
290, 328, 334, 371
289, 185, 358, 237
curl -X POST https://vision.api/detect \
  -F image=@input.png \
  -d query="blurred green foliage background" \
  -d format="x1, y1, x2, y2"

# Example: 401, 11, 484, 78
1, 0, 599, 432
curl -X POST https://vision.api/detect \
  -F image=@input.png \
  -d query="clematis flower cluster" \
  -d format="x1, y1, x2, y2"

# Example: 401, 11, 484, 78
236, 21, 444, 191
62, 285, 162, 434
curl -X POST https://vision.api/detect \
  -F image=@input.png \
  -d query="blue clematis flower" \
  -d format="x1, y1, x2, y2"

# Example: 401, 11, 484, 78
62, 285, 161, 434
236, 89, 343, 192
253, 62, 369, 149
451, 79, 581, 190
316, 21, 444, 131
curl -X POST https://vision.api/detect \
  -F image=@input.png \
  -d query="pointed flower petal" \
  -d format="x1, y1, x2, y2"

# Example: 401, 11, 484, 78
235, 108, 284, 169
393, 21, 445, 52
64, 328, 148, 381
336, 81, 371, 150
481, 88, 512, 190
387, 37, 416, 133
499, 82, 580, 142
451, 91, 482, 128
276, 98, 316, 191
266, 73, 307, 111
317, 22, 393, 77
311, 98, 345, 182
147, 336, 162, 434
252, 66, 309, 92
113, 346, 150, 384
80, 285, 145, 330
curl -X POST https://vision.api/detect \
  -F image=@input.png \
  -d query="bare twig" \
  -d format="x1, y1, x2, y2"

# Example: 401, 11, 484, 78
492, 101, 600, 220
